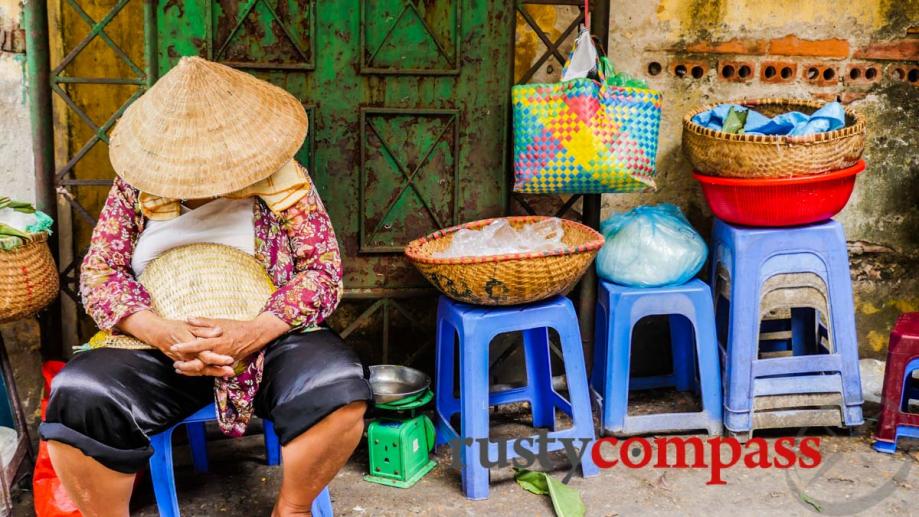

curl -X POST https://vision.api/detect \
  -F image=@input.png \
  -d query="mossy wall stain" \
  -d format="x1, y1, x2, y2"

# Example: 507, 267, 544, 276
514, 5, 580, 84
656, 0, 889, 36
514, 5, 559, 83
657, 0, 725, 39
877, 0, 919, 37
867, 330, 888, 353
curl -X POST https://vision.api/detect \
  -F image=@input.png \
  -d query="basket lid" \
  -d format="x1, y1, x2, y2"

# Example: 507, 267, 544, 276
140, 242, 275, 320
100, 243, 275, 349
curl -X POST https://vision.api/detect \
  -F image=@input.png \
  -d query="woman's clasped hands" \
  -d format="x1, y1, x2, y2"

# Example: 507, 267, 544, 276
118, 310, 289, 377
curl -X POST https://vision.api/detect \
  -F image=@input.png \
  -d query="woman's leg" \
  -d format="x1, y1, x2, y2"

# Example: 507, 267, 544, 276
274, 401, 366, 516
40, 348, 213, 516
255, 330, 373, 516
46, 442, 135, 517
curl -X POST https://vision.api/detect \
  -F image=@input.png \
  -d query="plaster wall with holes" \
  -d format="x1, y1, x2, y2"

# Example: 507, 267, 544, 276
590, 2, 919, 245
514, 1, 918, 357
618, 1, 919, 359
515, 2, 916, 250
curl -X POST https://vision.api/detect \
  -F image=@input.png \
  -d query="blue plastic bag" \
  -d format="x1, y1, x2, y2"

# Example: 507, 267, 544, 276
596, 204, 707, 288
690, 101, 845, 137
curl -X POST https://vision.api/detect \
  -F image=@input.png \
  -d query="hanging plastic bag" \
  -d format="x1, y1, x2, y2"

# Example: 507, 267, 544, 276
596, 204, 707, 288
512, 26, 662, 194
561, 29, 598, 82
34, 361, 82, 517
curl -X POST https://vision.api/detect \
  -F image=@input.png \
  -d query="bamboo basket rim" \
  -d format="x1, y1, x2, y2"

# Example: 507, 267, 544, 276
682, 98, 866, 145
405, 216, 604, 266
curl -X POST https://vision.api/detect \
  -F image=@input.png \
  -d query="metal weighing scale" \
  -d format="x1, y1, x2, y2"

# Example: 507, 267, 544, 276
364, 365, 438, 488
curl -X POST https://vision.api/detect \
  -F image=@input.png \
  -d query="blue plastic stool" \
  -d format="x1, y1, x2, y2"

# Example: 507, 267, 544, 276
434, 295, 598, 500
711, 218, 864, 433
591, 279, 723, 436
149, 403, 333, 516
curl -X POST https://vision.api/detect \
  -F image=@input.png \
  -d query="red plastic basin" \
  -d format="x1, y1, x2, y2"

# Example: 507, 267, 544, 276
693, 160, 865, 227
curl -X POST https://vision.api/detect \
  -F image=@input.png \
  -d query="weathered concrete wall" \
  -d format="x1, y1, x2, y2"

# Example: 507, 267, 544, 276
0, 0, 33, 204
516, 1, 918, 357
519, 2, 918, 356
612, 1, 918, 358
0, 0, 44, 439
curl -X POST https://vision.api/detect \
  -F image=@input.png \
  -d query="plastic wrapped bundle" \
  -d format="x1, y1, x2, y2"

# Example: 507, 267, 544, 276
596, 204, 707, 288
433, 218, 564, 259
0, 197, 53, 250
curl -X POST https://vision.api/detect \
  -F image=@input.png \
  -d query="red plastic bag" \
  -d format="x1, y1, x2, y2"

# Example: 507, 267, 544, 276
33, 360, 81, 517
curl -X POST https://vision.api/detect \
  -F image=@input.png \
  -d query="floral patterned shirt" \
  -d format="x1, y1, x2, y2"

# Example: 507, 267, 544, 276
80, 174, 343, 435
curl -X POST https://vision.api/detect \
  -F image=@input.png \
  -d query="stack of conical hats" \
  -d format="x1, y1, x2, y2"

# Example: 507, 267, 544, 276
109, 56, 308, 199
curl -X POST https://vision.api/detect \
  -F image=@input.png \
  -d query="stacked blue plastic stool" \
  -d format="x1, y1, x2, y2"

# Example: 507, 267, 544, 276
591, 278, 723, 436
434, 295, 598, 500
149, 403, 333, 517
711, 218, 863, 436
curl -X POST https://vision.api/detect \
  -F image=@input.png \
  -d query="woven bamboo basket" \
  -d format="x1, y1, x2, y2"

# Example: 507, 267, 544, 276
93, 243, 275, 349
0, 233, 59, 323
405, 217, 604, 306
683, 98, 866, 178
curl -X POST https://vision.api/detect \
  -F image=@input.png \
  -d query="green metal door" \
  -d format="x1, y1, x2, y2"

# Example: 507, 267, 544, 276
37, 0, 590, 363
157, 1, 512, 291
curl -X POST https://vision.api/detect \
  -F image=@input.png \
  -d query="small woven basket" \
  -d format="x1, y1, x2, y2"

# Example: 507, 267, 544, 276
93, 243, 275, 349
405, 217, 604, 306
0, 233, 59, 323
683, 98, 866, 178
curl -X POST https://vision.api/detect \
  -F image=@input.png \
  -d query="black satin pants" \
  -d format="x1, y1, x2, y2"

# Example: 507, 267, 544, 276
39, 329, 372, 473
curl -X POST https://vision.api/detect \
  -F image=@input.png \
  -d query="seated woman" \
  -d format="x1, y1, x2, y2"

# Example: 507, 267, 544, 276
39, 57, 371, 517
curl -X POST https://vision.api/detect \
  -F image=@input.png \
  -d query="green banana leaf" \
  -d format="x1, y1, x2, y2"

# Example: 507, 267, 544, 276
0, 223, 30, 251
514, 468, 586, 517
515, 468, 550, 495
0, 197, 36, 213
723, 107, 748, 135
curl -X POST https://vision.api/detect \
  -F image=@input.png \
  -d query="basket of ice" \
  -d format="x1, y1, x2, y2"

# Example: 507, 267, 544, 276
405, 216, 604, 305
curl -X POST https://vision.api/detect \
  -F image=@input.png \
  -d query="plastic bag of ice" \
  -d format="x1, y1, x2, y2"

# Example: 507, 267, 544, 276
433, 218, 565, 258
596, 204, 707, 288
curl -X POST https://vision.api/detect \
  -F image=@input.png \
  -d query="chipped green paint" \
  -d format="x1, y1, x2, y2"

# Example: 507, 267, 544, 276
157, 1, 512, 289
13, 53, 27, 105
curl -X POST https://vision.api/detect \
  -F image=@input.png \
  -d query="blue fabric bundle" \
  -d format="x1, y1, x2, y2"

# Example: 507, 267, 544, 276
691, 101, 845, 136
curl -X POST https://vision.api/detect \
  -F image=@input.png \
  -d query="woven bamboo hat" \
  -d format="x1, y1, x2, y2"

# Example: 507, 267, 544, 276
109, 56, 307, 199
96, 243, 276, 350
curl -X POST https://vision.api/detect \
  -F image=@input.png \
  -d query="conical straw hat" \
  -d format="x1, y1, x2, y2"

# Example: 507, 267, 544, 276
109, 56, 307, 199
95, 243, 276, 350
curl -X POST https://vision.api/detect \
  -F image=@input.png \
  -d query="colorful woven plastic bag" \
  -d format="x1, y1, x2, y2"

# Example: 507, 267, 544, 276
512, 31, 662, 194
